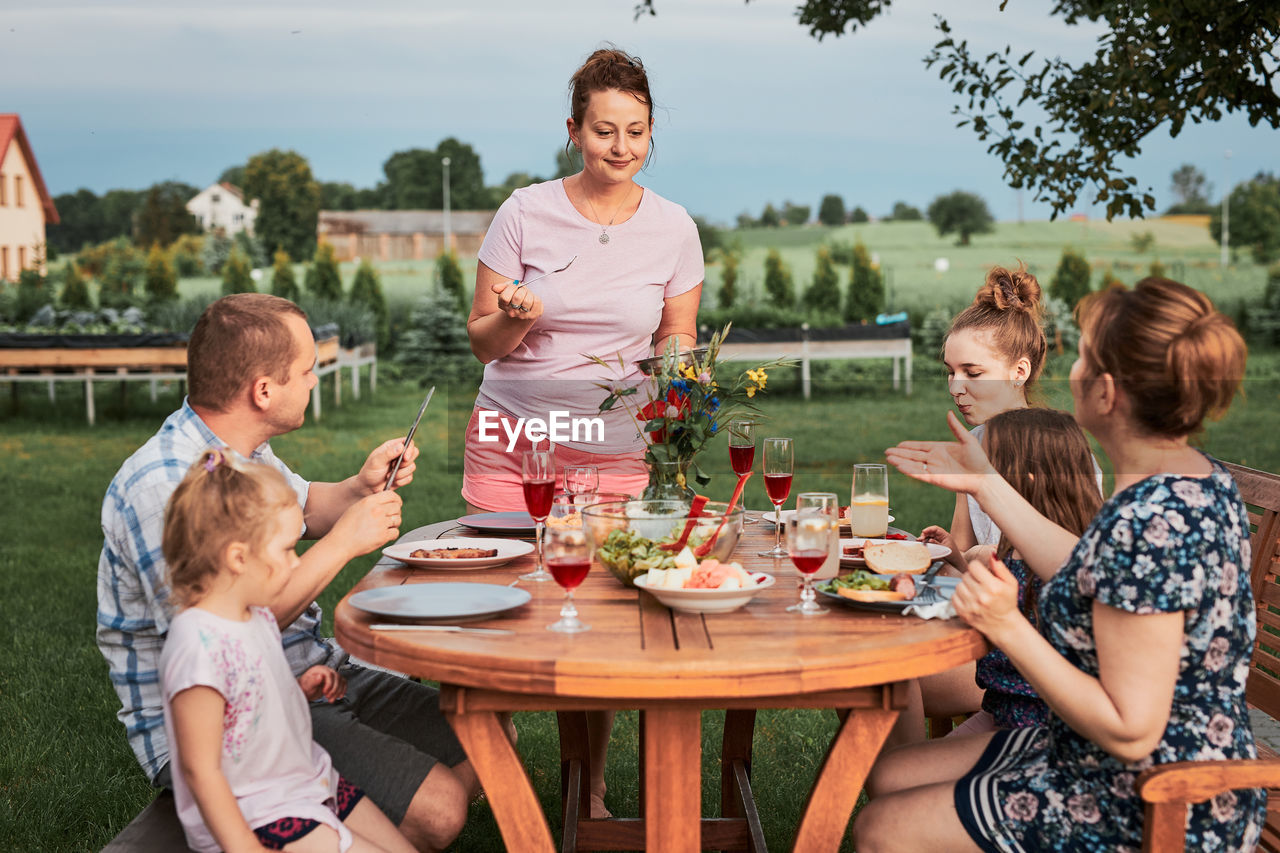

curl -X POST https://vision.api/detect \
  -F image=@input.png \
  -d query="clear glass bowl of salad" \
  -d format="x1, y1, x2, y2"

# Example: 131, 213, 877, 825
580, 499, 744, 587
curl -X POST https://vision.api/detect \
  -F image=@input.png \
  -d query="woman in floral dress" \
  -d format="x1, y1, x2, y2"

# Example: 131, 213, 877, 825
857, 277, 1264, 852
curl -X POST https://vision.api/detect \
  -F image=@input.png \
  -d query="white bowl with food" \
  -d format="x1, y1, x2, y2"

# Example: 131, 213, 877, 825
634, 555, 775, 614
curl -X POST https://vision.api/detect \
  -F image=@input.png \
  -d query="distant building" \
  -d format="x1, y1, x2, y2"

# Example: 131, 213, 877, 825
0, 113, 59, 282
186, 182, 258, 236
317, 210, 496, 262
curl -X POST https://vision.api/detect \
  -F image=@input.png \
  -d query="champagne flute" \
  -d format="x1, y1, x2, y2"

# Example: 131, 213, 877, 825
520, 448, 556, 582
728, 420, 757, 523
545, 501, 591, 633
757, 437, 793, 557
786, 507, 833, 615
850, 463, 890, 539
564, 465, 600, 500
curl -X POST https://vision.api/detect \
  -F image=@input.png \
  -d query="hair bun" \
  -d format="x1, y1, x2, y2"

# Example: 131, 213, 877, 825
975, 263, 1044, 321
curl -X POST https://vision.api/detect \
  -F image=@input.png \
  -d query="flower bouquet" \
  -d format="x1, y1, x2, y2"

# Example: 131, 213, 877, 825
590, 324, 784, 496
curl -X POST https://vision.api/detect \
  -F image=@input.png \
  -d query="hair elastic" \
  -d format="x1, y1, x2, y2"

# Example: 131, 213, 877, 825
204, 450, 224, 473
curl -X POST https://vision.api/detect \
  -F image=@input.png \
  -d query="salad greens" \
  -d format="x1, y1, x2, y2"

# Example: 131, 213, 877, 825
595, 527, 711, 576
821, 570, 891, 593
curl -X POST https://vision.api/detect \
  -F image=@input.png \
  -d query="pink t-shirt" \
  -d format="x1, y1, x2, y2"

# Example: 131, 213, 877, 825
161, 606, 351, 853
476, 179, 704, 453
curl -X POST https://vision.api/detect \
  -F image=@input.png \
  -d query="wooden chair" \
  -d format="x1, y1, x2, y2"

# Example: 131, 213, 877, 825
1137, 461, 1280, 851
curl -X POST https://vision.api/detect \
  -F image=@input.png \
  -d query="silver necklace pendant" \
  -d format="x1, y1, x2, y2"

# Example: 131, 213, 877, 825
598, 230, 610, 245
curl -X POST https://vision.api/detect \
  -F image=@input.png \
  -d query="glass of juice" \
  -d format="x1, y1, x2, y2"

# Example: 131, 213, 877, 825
520, 448, 556, 582
758, 437, 793, 557
786, 507, 832, 615
545, 502, 591, 633
850, 463, 890, 538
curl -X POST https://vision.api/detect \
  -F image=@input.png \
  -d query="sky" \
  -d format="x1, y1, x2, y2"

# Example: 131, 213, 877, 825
2, 0, 1275, 224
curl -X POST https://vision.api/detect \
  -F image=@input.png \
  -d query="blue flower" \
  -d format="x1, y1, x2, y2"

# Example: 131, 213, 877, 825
710, 422, 718, 434
708, 396, 720, 412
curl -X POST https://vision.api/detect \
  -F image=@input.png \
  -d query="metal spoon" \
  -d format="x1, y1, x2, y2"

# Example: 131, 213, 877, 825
512, 256, 576, 288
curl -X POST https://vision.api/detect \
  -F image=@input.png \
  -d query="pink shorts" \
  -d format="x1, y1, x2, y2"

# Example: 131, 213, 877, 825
461, 406, 649, 512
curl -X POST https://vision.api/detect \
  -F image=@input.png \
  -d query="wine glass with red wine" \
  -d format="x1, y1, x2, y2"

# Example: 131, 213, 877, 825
786, 507, 832, 615
545, 501, 591, 633
758, 437, 793, 557
728, 420, 756, 523
520, 448, 556, 582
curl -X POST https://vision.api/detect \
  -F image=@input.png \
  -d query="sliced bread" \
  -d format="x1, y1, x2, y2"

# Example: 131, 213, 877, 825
863, 541, 931, 575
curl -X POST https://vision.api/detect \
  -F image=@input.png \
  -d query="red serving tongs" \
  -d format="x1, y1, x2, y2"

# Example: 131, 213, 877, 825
692, 471, 753, 558
658, 494, 709, 552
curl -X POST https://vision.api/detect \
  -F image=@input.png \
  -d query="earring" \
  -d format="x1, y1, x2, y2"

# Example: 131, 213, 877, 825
1013, 379, 1024, 388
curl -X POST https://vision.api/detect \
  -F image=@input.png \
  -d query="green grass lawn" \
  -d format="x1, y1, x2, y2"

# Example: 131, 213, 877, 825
4, 344, 1280, 850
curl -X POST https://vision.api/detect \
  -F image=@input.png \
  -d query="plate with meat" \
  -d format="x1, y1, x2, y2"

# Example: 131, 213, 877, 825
383, 538, 534, 570
816, 571, 960, 613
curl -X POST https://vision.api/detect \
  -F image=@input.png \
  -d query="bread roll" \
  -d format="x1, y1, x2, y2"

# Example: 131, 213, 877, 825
863, 542, 931, 575
837, 587, 910, 602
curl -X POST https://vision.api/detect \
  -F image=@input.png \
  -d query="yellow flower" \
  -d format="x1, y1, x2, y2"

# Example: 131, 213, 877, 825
680, 364, 699, 381
746, 386, 757, 398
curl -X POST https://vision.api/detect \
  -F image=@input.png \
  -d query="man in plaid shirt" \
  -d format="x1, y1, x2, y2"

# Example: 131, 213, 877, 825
97, 294, 476, 850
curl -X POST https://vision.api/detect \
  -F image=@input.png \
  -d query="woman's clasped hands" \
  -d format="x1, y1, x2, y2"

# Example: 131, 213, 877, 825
951, 553, 1024, 645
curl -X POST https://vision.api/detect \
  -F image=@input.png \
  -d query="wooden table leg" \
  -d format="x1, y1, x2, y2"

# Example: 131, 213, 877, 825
446, 707, 555, 853
643, 708, 702, 853
791, 707, 898, 852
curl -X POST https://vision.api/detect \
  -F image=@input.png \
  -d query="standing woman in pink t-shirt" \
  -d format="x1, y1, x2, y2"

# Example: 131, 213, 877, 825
463, 46, 705, 820
464, 46, 705, 515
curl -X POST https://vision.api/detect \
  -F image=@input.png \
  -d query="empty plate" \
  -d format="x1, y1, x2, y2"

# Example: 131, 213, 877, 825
457, 511, 537, 534
349, 582, 532, 622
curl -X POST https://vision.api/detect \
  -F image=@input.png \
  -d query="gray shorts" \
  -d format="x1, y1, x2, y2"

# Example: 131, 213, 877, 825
309, 664, 468, 825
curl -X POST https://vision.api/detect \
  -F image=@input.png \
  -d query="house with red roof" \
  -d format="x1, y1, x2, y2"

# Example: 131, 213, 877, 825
186, 181, 258, 236
0, 114, 59, 282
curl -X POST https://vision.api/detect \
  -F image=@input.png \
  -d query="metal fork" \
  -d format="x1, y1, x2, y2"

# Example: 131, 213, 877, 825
915, 561, 945, 604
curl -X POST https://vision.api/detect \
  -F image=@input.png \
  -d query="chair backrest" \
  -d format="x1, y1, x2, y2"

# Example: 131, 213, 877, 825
1223, 462, 1280, 719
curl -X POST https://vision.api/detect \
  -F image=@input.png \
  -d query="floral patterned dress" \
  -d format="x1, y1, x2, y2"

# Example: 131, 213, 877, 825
954, 457, 1266, 852
975, 556, 1050, 729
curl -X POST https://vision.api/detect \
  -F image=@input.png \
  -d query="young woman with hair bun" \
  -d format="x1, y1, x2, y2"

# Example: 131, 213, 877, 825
463, 46, 704, 819
862, 278, 1262, 850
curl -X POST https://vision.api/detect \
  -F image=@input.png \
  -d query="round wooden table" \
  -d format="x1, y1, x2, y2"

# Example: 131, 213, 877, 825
335, 518, 987, 852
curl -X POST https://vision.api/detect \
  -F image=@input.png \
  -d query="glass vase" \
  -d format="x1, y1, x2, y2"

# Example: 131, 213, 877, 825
642, 459, 697, 502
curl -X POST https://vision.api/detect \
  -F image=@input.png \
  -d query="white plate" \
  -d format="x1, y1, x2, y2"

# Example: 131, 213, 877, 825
839, 537, 952, 568
634, 571, 775, 614
383, 538, 534, 570
348, 582, 532, 622
763, 508, 895, 527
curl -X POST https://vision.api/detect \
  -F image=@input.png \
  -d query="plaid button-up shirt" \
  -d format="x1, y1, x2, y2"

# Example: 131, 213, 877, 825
96, 401, 345, 781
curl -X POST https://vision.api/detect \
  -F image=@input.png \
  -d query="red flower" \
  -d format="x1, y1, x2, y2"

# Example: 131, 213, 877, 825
637, 390, 690, 443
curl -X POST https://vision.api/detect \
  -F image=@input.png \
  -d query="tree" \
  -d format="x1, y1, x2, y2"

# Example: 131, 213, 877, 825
1167, 164, 1213, 215
133, 181, 200, 247
243, 149, 322, 261
783, 202, 810, 226
553, 148, 580, 180
271, 249, 299, 302
849, 206, 869, 223
692, 216, 723, 261
759, 203, 781, 228
320, 181, 362, 211
218, 165, 246, 189
804, 246, 841, 311
1050, 248, 1092, 308
718, 246, 740, 309
736, 212, 757, 229
305, 242, 343, 301
845, 241, 884, 323
97, 242, 143, 309
1210, 173, 1280, 264
59, 262, 92, 310
818, 194, 846, 226
763, 249, 794, 308
349, 259, 389, 350
926, 191, 994, 246
143, 244, 178, 302
14, 268, 50, 323
1130, 231, 1155, 254
100, 189, 144, 242
888, 201, 923, 221
488, 172, 541, 208
201, 232, 233, 275
221, 248, 255, 295
47, 189, 107, 253
1097, 266, 1124, 291
380, 138, 491, 210
436, 249, 465, 307
636, 0, 1280, 220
